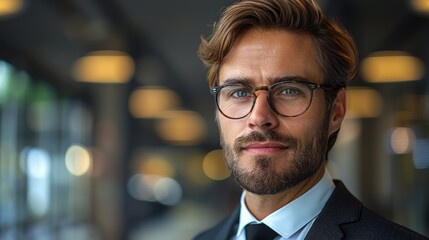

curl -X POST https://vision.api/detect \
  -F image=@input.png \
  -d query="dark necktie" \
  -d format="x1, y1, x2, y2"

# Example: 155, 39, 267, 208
245, 223, 278, 240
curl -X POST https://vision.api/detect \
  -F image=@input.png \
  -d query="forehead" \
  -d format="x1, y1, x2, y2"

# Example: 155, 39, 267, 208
219, 28, 322, 85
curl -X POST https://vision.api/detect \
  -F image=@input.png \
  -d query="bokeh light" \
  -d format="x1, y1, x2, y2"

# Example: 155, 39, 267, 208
129, 87, 180, 118
24, 148, 51, 217
155, 110, 206, 145
202, 149, 230, 181
153, 177, 182, 206
346, 87, 382, 118
72, 50, 135, 83
361, 51, 425, 83
412, 139, 429, 169
65, 145, 92, 176
0, 0, 23, 16
411, 0, 429, 13
127, 174, 182, 205
390, 127, 416, 154
135, 153, 175, 177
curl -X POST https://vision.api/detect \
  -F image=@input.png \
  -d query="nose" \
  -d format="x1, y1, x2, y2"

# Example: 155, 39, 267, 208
247, 91, 279, 130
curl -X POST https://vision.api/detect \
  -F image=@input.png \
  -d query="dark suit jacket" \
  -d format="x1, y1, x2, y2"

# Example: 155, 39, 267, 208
193, 180, 427, 240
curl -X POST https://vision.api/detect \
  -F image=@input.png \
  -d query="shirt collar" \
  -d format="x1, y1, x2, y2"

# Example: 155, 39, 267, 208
236, 169, 335, 239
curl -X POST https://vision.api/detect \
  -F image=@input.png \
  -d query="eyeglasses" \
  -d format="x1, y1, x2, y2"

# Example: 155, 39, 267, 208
211, 80, 334, 119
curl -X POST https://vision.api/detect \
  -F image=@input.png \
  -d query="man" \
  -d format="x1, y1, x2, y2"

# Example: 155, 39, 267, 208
194, 0, 428, 239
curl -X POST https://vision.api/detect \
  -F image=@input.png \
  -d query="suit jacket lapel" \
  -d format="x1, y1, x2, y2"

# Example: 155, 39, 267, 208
305, 180, 362, 239
214, 206, 240, 240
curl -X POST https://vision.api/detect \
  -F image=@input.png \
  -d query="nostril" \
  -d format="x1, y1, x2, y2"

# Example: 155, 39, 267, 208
247, 104, 278, 129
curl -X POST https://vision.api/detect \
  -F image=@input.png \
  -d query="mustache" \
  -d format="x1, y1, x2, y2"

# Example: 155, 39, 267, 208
233, 130, 298, 152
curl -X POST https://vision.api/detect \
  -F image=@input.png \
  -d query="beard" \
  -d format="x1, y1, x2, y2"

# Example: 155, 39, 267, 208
220, 117, 329, 195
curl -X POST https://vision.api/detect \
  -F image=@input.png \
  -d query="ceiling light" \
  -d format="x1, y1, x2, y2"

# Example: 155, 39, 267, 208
411, 0, 429, 13
0, 0, 23, 16
72, 50, 135, 83
134, 153, 175, 177
361, 51, 425, 83
155, 110, 206, 145
128, 87, 180, 118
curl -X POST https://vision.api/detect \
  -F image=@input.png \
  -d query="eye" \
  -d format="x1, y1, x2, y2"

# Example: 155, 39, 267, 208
279, 87, 303, 96
231, 89, 250, 98
222, 85, 252, 99
272, 82, 308, 99
281, 88, 301, 95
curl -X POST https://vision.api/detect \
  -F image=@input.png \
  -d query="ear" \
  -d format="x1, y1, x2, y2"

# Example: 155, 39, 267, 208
328, 88, 346, 136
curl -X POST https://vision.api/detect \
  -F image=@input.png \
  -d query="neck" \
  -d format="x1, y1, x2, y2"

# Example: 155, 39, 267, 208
244, 164, 326, 220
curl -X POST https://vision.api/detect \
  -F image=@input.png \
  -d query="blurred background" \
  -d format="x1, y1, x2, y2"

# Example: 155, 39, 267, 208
0, 0, 428, 239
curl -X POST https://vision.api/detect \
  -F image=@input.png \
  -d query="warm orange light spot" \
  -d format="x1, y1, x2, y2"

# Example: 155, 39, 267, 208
155, 110, 206, 145
346, 87, 382, 118
129, 87, 180, 118
202, 149, 230, 180
0, 0, 23, 16
361, 51, 425, 83
72, 50, 135, 83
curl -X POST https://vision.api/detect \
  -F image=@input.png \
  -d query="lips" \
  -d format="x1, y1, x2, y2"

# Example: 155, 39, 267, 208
232, 130, 298, 155
242, 142, 288, 155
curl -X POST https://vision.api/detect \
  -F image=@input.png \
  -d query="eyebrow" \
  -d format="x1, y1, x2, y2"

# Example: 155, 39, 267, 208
221, 78, 253, 85
269, 76, 313, 84
220, 76, 313, 86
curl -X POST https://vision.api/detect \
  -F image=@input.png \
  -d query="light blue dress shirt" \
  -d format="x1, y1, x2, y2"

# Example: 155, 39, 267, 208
234, 169, 335, 240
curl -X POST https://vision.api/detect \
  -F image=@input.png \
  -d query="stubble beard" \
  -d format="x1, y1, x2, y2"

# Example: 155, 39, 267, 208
220, 119, 329, 195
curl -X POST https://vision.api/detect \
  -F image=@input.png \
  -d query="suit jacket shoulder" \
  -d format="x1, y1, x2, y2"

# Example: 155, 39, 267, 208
193, 180, 428, 240
193, 207, 239, 240
306, 180, 427, 240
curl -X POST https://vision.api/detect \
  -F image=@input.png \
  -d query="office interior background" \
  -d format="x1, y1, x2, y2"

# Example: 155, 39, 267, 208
0, 0, 428, 239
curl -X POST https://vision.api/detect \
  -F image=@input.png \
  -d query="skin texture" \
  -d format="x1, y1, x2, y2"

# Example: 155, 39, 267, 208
217, 28, 346, 220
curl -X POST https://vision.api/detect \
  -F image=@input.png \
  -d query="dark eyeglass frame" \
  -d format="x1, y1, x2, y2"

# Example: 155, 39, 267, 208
210, 80, 336, 119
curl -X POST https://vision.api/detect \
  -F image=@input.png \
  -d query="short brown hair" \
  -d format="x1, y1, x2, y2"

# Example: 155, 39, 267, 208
198, 0, 358, 89
198, 0, 358, 153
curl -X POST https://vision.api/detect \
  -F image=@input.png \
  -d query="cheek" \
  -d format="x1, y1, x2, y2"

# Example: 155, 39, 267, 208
279, 112, 325, 139
218, 117, 241, 144
290, 96, 327, 131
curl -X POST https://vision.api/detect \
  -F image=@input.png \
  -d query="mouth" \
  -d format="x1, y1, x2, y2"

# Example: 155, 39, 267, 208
241, 142, 289, 155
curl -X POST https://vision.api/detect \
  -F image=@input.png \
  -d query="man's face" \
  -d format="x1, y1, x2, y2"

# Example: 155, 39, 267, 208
217, 28, 344, 195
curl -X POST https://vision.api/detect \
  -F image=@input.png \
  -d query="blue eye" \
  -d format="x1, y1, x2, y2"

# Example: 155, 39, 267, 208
280, 88, 302, 96
221, 85, 253, 100
272, 82, 310, 100
232, 89, 249, 98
